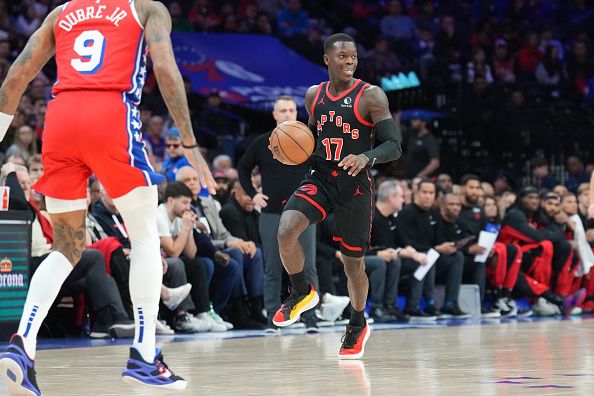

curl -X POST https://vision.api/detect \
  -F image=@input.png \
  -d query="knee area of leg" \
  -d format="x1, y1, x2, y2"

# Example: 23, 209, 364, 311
86, 249, 105, 263
391, 258, 402, 270
278, 215, 304, 243
344, 259, 366, 277
363, 258, 385, 274
253, 247, 263, 260
227, 258, 242, 274
199, 257, 215, 273
277, 223, 296, 243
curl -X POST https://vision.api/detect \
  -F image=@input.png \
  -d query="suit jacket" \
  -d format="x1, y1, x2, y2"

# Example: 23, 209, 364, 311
192, 196, 239, 249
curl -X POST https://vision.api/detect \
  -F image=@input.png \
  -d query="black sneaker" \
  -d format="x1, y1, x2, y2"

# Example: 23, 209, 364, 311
403, 307, 437, 322
272, 285, 319, 327
90, 321, 111, 338
370, 306, 397, 323
264, 317, 280, 335
302, 312, 320, 334
481, 307, 501, 319
424, 305, 450, 320
441, 304, 471, 319
494, 297, 516, 317
517, 307, 533, 318
109, 318, 135, 338
384, 304, 410, 322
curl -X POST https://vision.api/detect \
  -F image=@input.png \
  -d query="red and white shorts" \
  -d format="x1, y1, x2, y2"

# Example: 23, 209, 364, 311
34, 90, 165, 202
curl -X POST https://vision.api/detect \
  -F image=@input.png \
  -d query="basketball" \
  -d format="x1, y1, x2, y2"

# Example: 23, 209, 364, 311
270, 120, 315, 165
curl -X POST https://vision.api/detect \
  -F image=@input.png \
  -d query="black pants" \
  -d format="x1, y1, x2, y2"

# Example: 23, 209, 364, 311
162, 257, 195, 313
316, 257, 333, 296
32, 249, 127, 317
183, 256, 210, 314
365, 256, 401, 308
551, 240, 573, 292
424, 251, 464, 305
108, 247, 132, 318
401, 258, 423, 310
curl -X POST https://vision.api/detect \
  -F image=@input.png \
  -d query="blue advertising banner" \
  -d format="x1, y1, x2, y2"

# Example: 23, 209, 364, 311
172, 33, 327, 110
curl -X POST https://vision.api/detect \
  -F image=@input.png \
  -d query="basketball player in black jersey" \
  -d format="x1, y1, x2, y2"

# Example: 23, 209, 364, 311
270, 33, 402, 359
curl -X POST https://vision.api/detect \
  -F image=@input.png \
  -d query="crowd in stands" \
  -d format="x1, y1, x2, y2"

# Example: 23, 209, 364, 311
1, 0, 594, 338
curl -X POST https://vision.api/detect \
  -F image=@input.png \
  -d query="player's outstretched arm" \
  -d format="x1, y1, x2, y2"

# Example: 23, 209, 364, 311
338, 85, 402, 176
141, 0, 216, 194
0, 7, 59, 139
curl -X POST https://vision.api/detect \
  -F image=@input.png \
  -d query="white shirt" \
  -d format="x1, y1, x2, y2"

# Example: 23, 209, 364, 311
156, 204, 183, 238
31, 217, 52, 258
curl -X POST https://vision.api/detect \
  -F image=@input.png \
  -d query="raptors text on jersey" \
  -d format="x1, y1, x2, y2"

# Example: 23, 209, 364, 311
311, 79, 375, 163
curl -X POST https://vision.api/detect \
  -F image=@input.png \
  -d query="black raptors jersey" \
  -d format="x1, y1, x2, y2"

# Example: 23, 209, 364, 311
311, 79, 375, 163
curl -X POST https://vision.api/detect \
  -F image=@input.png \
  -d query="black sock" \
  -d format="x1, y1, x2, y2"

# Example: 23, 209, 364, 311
289, 271, 310, 296
349, 308, 366, 327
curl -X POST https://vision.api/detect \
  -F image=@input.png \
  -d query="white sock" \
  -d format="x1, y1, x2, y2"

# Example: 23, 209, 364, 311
17, 251, 73, 359
114, 186, 162, 363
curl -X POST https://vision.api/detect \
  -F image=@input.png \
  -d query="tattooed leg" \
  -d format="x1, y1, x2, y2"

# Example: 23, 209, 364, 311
49, 210, 87, 266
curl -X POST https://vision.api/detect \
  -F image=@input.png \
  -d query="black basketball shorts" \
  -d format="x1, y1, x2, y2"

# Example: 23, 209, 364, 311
284, 160, 374, 258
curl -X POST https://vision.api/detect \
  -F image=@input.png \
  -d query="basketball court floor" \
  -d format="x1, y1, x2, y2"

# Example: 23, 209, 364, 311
2, 316, 594, 395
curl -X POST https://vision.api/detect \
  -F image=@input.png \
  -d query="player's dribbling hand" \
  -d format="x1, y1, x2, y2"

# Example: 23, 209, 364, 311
338, 154, 370, 176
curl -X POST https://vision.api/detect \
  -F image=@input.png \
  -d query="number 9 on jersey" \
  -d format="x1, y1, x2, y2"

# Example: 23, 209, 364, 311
71, 30, 106, 74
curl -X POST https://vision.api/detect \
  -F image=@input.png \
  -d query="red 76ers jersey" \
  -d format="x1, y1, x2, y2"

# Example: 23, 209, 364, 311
53, 0, 146, 105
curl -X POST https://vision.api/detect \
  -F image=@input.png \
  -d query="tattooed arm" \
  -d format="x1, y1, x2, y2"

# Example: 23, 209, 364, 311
139, 0, 216, 194
0, 7, 59, 115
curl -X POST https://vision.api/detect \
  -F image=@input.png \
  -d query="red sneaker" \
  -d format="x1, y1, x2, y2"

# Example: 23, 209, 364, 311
338, 323, 370, 360
272, 285, 319, 327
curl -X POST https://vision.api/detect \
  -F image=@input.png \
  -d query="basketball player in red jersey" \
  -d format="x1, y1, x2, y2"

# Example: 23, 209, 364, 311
0, 0, 215, 393
271, 33, 402, 359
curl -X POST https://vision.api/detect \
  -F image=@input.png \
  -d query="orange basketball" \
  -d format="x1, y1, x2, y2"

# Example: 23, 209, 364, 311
270, 120, 315, 165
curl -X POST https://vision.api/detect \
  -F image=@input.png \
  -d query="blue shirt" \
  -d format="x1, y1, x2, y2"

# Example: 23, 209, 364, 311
161, 156, 191, 182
